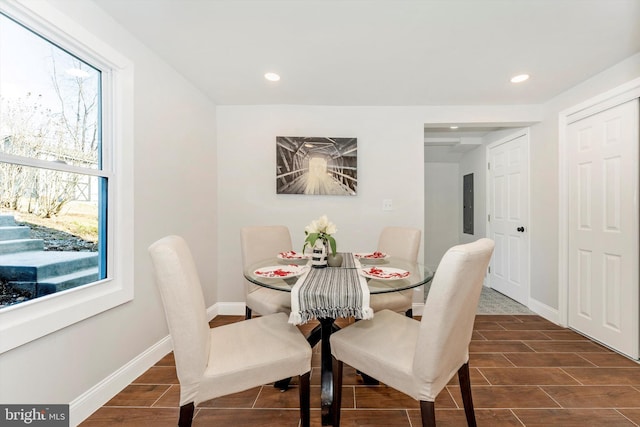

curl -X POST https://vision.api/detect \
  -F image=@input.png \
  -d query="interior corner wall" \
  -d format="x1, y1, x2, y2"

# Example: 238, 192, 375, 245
0, 0, 218, 416
424, 162, 459, 270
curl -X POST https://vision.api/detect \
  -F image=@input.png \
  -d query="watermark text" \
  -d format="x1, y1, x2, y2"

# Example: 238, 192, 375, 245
1, 405, 68, 426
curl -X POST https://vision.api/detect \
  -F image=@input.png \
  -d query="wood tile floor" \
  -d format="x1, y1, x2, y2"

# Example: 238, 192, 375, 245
80, 314, 640, 426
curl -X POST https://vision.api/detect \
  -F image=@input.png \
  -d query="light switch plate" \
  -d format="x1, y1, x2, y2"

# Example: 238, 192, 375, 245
382, 199, 393, 211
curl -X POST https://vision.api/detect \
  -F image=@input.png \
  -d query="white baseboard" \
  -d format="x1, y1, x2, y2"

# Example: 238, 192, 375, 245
67, 295, 567, 425
207, 303, 220, 319
73, 297, 431, 425
69, 335, 173, 426
527, 297, 560, 325
69, 301, 233, 426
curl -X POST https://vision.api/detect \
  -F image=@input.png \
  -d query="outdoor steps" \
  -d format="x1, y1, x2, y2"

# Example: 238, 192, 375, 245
1, 225, 31, 240
9, 268, 100, 297
0, 251, 99, 297
0, 214, 99, 297
0, 216, 45, 253
0, 239, 45, 255
0, 214, 18, 227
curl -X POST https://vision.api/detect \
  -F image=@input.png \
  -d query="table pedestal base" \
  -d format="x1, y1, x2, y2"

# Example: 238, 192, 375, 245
305, 318, 337, 426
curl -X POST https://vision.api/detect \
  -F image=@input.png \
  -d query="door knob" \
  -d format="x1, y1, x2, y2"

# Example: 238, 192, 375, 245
517, 226, 525, 232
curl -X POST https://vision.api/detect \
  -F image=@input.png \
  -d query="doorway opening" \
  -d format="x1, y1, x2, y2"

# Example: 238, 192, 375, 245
423, 122, 532, 313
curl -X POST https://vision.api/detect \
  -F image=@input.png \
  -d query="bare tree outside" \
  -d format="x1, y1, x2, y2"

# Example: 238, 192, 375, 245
1, 45, 99, 216
0, 13, 103, 307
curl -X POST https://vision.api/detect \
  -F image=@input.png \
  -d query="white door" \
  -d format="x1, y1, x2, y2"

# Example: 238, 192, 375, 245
567, 99, 639, 359
487, 131, 530, 305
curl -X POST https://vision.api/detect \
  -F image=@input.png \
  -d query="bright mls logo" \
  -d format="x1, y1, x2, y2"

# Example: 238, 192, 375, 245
0, 405, 68, 426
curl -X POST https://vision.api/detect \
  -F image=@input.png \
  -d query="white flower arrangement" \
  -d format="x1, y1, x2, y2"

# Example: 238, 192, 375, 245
302, 214, 337, 256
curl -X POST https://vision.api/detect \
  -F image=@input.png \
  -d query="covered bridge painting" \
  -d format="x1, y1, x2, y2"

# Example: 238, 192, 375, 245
276, 136, 357, 196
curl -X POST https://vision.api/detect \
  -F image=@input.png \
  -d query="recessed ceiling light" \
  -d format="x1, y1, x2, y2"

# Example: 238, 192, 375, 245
450, 126, 459, 130
510, 74, 530, 83
264, 72, 280, 82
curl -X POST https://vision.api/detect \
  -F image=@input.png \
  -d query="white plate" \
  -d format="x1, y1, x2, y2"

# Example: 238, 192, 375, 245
353, 251, 388, 260
277, 251, 310, 260
360, 266, 410, 280
254, 265, 307, 279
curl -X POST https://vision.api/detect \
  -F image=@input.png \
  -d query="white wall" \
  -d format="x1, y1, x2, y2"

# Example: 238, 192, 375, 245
528, 52, 640, 312
424, 162, 459, 270
217, 105, 542, 304
0, 0, 218, 421
216, 106, 426, 303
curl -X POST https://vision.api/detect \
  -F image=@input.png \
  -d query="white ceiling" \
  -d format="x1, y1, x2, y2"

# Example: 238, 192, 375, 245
92, 0, 640, 161
94, 0, 640, 106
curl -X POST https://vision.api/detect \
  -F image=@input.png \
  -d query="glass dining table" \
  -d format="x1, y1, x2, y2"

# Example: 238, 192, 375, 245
244, 254, 434, 426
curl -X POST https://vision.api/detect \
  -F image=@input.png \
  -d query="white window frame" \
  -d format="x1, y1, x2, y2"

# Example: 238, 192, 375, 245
0, 0, 134, 354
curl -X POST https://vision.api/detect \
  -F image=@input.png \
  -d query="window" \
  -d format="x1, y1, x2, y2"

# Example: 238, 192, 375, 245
1, 11, 106, 302
0, 1, 133, 353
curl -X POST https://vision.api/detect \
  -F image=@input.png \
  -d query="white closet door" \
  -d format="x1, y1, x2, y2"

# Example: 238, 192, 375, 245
567, 99, 639, 359
487, 132, 529, 305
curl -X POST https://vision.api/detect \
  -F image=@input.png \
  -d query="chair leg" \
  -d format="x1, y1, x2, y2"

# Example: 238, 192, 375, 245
332, 356, 343, 427
274, 377, 292, 391
458, 362, 477, 427
359, 372, 379, 385
178, 402, 194, 427
299, 371, 311, 427
405, 308, 413, 318
245, 306, 252, 319
419, 400, 436, 427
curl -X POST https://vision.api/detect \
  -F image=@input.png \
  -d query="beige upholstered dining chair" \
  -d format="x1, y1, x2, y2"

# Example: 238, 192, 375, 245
331, 238, 495, 427
149, 235, 312, 427
369, 226, 422, 317
240, 225, 293, 319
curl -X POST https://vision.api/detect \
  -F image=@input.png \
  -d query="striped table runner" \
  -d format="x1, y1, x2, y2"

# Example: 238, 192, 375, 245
289, 253, 373, 325
340, 251, 358, 268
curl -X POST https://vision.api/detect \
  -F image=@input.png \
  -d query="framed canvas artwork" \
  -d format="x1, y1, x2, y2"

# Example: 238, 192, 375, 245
276, 136, 357, 195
